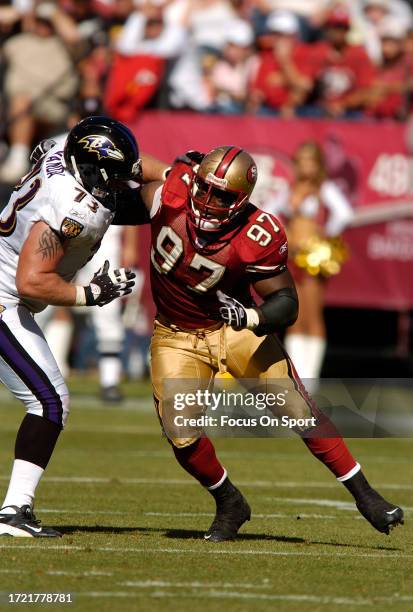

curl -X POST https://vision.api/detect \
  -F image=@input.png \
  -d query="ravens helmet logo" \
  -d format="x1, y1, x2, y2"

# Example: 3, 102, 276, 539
78, 135, 125, 162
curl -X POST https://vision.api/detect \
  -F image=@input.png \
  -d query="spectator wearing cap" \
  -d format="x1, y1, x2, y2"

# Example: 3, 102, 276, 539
249, 0, 330, 42
247, 10, 313, 117
366, 16, 413, 119
350, 0, 413, 64
167, 0, 241, 111
205, 19, 258, 114
0, 3, 78, 183
57, 0, 118, 124
307, 5, 375, 118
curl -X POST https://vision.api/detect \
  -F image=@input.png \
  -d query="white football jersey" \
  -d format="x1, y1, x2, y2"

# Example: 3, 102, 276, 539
0, 137, 114, 313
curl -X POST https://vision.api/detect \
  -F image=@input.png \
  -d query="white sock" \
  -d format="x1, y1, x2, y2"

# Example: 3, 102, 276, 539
2, 459, 44, 510
305, 336, 327, 380
284, 334, 309, 378
284, 334, 326, 395
8, 144, 30, 162
45, 319, 73, 377
99, 356, 122, 388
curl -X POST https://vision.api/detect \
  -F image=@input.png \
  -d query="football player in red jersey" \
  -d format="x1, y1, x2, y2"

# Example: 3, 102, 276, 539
139, 146, 403, 542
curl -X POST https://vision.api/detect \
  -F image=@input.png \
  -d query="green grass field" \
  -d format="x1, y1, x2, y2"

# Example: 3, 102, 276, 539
0, 378, 412, 612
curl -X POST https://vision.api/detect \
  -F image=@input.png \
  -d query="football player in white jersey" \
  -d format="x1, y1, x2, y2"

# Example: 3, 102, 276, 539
0, 115, 167, 537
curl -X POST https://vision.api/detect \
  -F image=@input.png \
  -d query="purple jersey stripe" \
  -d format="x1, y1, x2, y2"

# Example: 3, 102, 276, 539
0, 320, 63, 425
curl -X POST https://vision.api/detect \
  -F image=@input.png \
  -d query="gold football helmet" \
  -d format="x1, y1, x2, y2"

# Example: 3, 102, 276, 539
189, 146, 257, 232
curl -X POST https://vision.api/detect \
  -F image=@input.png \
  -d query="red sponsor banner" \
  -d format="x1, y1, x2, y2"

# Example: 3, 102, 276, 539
132, 112, 413, 313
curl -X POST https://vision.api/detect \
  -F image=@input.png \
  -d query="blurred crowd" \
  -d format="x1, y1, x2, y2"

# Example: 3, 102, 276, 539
1, 0, 413, 182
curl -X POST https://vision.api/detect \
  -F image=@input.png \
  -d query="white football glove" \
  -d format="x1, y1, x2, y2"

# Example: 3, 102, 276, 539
216, 290, 260, 331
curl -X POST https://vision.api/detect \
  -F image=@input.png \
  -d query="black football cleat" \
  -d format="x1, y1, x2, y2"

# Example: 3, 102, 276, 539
205, 480, 251, 543
101, 385, 123, 403
356, 491, 404, 535
0, 505, 62, 537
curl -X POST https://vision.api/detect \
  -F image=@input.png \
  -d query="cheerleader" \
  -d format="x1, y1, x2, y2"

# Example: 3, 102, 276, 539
277, 141, 354, 388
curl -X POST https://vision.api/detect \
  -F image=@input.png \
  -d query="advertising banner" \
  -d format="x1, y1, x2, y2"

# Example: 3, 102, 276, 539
132, 112, 413, 311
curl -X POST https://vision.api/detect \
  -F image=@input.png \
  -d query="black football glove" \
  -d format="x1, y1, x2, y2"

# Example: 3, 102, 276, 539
217, 290, 260, 331
163, 150, 206, 181
29, 139, 56, 164
83, 260, 136, 307
174, 150, 205, 167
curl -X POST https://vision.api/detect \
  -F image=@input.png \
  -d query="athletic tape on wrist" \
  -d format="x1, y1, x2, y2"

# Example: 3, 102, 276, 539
162, 167, 171, 182
245, 308, 260, 330
75, 285, 87, 306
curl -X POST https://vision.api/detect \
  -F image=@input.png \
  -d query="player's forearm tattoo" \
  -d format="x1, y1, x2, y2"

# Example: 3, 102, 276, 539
36, 228, 62, 260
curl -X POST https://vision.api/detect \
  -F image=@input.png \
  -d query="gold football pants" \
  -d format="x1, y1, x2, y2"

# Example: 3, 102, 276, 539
150, 319, 314, 447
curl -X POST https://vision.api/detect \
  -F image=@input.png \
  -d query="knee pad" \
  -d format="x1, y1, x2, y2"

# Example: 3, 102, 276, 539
168, 435, 201, 449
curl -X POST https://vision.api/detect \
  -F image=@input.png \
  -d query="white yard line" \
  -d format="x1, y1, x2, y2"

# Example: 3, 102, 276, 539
265, 497, 355, 510
264, 497, 413, 512
32, 508, 337, 519
143, 511, 338, 520
0, 544, 409, 559
0, 475, 411, 493
120, 580, 268, 589
74, 590, 413, 606
37, 509, 125, 515
0, 569, 112, 577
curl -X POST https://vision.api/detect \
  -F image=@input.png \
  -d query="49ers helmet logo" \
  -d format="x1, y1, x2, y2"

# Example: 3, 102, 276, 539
78, 135, 125, 162
247, 163, 257, 184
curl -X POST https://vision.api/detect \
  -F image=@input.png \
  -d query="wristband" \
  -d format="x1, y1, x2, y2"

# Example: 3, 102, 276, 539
74, 285, 87, 306
245, 308, 260, 330
162, 167, 171, 182
84, 283, 101, 306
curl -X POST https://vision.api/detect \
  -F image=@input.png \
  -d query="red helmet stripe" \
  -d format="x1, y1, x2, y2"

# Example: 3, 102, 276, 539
214, 147, 242, 179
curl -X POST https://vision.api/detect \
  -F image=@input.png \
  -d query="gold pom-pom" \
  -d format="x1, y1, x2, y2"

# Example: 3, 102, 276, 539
294, 236, 349, 278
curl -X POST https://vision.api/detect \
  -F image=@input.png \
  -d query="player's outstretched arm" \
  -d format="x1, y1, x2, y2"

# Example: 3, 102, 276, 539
110, 179, 164, 225
112, 150, 204, 225
217, 269, 298, 336
140, 180, 164, 213
141, 153, 169, 183
16, 222, 135, 307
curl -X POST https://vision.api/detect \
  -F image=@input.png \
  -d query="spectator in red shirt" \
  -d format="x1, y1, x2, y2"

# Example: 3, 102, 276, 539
366, 16, 413, 119
104, 2, 187, 122
247, 10, 313, 117
309, 5, 375, 118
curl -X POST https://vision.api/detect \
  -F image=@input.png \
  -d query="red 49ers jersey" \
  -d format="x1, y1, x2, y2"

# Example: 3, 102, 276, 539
150, 162, 288, 329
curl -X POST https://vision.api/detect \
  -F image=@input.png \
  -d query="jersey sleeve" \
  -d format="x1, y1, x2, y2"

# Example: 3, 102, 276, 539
36, 196, 89, 241
37, 185, 101, 244
161, 162, 194, 207
242, 211, 289, 280
112, 189, 151, 225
